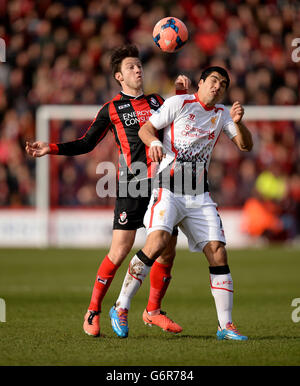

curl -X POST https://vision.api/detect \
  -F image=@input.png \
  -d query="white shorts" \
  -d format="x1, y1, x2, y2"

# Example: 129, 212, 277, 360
144, 188, 226, 252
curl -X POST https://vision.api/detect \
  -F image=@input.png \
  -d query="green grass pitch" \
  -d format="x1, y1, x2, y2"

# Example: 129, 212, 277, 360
0, 246, 299, 366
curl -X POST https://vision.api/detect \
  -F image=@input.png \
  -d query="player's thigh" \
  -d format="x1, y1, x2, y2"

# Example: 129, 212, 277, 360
179, 204, 226, 252
108, 229, 136, 265
144, 188, 181, 234
143, 229, 172, 260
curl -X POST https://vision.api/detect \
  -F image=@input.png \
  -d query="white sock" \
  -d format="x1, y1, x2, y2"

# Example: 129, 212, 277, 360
115, 252, 153, 310
209, 266, 233, 329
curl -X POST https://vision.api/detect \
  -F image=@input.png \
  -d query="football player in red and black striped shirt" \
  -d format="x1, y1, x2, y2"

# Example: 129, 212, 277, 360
26, 44, 190, 338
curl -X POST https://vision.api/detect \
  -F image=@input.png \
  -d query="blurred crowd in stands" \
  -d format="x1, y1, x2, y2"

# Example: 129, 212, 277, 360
0, 0, 299, 242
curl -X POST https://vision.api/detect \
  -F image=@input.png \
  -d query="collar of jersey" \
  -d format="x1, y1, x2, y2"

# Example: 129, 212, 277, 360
194, 93, 215, 111
120, 91, 144, 100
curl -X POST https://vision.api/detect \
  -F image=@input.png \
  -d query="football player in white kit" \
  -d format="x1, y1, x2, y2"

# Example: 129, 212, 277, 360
118, 66, 253, 340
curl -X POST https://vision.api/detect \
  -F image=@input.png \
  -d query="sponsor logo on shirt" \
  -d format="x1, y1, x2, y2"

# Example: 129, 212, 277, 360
118, 103, 131, 110
181, 124, 215, 139
122, 110, 152, 126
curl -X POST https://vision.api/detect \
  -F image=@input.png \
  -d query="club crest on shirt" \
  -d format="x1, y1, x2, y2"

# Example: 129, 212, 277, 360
118, 211, 128, 225
211, 116, 217, 125
150, 97, 159, 107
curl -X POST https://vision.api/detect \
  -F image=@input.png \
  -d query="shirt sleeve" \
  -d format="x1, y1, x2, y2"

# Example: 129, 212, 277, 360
149, 95, 183, 130
53, 103, 111, 156
222, 107, 237, 139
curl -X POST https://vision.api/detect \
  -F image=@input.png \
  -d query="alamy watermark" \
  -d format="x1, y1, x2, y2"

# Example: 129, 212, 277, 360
291, 298, 300, 323
0, 38, 6, 62
95, 157, 206, 201
0, 298, 6, 322
291, 38, 300, 63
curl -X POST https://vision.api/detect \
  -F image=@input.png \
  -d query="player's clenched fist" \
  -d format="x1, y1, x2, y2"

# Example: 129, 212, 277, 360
25, 141, 50, 157
175, 75, 191, 91
230, 101, 244, 123
149, 140, 165, 163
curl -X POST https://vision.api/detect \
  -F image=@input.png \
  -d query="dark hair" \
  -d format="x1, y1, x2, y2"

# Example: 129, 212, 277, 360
110, 44, 140, 78
200, 66, 230, 89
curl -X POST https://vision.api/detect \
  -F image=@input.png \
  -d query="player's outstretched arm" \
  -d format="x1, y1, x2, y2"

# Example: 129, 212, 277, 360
230, 101, 253, 152
25, 141, 50, 157
25, 104, 111, 158
139, 121, 164, 163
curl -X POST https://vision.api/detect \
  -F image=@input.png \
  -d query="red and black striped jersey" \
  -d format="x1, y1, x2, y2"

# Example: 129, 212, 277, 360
51, 91, 164, 188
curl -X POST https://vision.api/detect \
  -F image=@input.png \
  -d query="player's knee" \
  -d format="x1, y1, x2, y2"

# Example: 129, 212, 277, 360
108, 243, 132, 265
144, 230, 171, 259
204, 241, 227, 266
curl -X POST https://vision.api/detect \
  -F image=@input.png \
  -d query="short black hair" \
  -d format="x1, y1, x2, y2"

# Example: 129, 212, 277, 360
200, 66, 230, 89
110, 44, 140, 77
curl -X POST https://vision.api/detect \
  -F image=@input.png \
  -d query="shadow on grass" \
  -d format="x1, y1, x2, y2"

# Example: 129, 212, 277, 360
83, 333, 300, 343
100, 334, 217, 341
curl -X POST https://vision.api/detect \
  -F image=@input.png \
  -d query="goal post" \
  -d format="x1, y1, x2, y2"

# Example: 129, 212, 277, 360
36, 105, 99, 210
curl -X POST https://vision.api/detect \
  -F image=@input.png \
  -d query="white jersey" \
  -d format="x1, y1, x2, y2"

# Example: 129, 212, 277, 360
145, 93, 236, 245
149, 93, 237, 175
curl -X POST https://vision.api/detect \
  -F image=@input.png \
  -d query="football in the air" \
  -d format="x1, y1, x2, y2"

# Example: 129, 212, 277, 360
153, 17, 188, 53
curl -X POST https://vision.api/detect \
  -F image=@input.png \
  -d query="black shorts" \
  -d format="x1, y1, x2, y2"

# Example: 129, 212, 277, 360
113, 196, 150, 230
113, 196, 178, 236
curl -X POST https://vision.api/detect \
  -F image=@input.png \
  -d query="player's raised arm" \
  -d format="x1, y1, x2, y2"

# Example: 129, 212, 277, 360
174, 74, 191, 93
230, 101, 253, 152
138, 121, 164, 163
